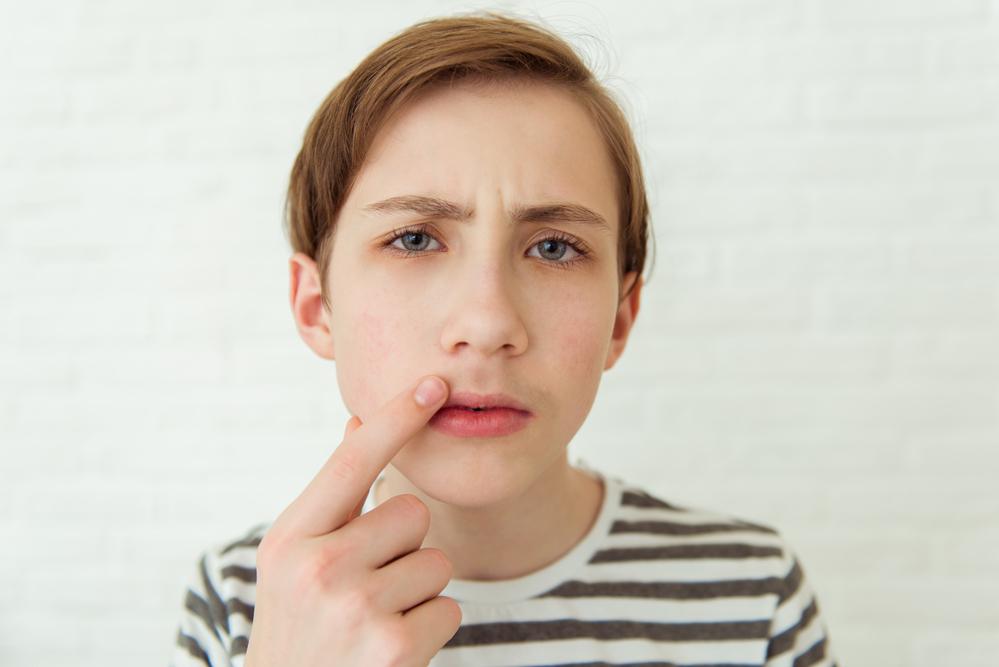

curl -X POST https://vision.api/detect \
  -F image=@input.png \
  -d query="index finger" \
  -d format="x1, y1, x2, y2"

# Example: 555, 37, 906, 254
272, 375, 449, 540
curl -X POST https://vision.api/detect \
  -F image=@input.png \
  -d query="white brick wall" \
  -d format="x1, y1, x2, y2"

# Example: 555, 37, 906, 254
1, 1, 997, 665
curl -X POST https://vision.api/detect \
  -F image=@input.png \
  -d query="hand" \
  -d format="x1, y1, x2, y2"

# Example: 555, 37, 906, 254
244, 376, 460, 667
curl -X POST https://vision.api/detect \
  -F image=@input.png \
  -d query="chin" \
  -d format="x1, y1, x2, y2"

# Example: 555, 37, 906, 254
421, 481, 518, 510
389, 434, 553, 509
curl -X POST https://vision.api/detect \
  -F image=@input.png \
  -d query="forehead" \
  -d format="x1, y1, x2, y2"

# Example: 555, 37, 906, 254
349, 79, 619, 227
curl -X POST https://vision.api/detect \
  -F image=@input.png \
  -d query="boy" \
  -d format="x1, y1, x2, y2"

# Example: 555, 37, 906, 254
170, 11, 838, 667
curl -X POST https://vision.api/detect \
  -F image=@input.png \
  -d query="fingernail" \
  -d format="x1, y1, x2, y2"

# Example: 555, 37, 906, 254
414, 377, 445, 407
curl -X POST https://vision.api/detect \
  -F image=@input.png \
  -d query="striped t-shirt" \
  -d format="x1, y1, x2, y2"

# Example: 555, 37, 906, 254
169, 459, 839, 666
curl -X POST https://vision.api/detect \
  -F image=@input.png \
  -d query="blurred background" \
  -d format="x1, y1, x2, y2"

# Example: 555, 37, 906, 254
1, 0, 997, 665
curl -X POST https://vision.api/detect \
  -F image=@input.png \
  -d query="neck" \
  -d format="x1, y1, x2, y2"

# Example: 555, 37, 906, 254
374, 458, 604, 581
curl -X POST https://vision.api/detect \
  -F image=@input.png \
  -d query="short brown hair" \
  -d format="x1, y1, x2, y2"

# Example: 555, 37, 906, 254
283, 10, 654, 312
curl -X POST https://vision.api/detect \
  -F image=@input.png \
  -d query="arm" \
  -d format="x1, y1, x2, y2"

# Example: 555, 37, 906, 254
764, 543, 840, 667
169, 550, 235, 667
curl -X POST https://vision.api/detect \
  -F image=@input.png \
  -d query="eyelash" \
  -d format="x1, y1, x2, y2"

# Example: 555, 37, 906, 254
380, 223, 591, 270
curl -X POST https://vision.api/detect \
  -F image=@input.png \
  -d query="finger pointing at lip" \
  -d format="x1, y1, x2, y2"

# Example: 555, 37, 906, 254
270, 376, 449, 541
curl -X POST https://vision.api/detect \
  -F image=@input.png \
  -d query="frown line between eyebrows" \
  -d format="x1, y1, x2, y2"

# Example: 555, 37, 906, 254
362, 194, 613, 234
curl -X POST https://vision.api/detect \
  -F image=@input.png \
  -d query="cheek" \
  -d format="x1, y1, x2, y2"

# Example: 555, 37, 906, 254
336, 307, 407, 421
544, 306, 610, 429
549, 306, 611, 377
356, 308, 393, 359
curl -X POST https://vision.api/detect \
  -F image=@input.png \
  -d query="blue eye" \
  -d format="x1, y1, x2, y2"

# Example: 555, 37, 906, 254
382, 224, 590, 270
531, 237, 580, 263
393, 229, 439, 253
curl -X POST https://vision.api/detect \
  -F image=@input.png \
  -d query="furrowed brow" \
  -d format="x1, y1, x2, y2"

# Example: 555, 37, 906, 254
363, 195, 473, 221
362, 195, 612, 234
512, 202, 612, 233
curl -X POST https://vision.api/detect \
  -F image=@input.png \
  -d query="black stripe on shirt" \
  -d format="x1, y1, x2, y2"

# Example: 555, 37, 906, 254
774, 555, 804, 605
545, 574, 787, 600
446, 617, 771, 648
767, 595, 820, 659
183, 589, 223, 647
610, 517, 779, 538
175, 628, 212, 666
199, 553, 230, 636
227, 597, 255, 624
220, 564, 256, 584
591, 541, 783, 564
620, 488, 688, 511
793, 634, 830, 667
230, 634, 250, 658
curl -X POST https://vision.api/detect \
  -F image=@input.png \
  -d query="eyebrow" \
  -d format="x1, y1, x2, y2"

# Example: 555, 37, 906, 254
362, 194, 612, 234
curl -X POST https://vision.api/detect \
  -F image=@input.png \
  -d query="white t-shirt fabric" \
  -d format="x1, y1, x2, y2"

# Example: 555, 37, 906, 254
169, 458, 839, 666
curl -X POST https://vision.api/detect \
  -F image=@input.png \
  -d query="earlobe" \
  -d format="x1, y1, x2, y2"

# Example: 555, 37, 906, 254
288, 252, 335, 361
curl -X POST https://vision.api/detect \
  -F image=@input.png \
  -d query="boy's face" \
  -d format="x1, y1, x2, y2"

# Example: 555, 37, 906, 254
292, 79, 641, 507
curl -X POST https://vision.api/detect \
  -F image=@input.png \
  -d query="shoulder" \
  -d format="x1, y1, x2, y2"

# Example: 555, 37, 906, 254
620, 483, 781, 532
613, 483, 837, 662
198, 520, 271, 604
613, 480, 798, 583
179, 521, 272, 652
616, 481, 785, 540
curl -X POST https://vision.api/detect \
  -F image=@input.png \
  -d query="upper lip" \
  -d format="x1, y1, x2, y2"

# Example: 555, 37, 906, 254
443, 391, 532, 413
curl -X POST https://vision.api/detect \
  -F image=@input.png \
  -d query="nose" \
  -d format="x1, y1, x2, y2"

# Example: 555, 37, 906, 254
437, 235, 529, 358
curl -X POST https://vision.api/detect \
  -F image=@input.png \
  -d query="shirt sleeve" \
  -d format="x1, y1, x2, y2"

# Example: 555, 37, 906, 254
168, 549, 235, 667
763, 541, 840, 667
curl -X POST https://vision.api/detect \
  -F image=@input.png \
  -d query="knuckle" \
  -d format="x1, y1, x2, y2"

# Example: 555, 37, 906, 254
328, 448, 366, 484
290, 561, 323, 597
313, 589, 372, 639
389, 641, 416, 667
338, 586, 378, 627
399, 494, 430, 522
437, 595, 464, 636
441, 595, 463, 628
256, 529, 289, 572
317, 536, 352, 565
426, 548, 452, 576
294, 540, 349, 593
256, 533, 276, 563
375, 625, 416, 667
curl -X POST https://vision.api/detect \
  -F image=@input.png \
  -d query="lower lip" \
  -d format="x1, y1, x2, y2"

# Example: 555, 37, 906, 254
429, 407, 533, 438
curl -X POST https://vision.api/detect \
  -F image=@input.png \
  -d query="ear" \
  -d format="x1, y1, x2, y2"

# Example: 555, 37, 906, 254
604, 271, 643, 371
289, 252, 335, 360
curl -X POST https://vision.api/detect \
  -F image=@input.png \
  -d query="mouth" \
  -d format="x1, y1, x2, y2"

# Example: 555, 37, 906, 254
441, 391, 532, 414
430, 403, 534, 437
